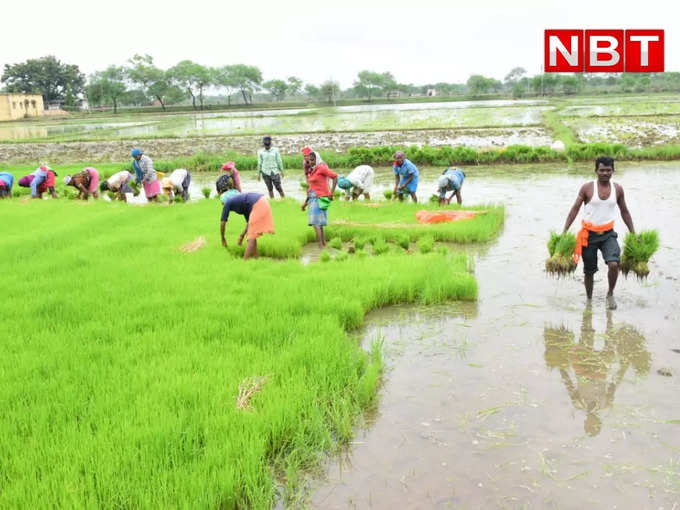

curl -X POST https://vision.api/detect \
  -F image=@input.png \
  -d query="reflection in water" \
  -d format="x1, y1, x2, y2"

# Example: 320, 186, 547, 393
544, 307, 651, 436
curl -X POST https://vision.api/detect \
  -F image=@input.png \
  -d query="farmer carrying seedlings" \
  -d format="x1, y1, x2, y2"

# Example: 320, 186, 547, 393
131, 148, 160, 201
100, 170, 134, 201
63, 168, 100, 200
338, 165, 374, 200
0, 172, 14, 198
437, 167, 466, 205
220, 192, 275, 259
562, 156, 635, 310
161, 168, 192, 202
302, 151, 338, 248
257, 135, 285, 198
393, 151, 419, 202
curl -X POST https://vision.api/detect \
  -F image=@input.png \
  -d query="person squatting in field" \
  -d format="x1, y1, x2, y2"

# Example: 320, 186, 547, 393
0, 172, 14, 199
161, 168, 191, 202
393, 151, 419, 202
63, 168, 100, 200
437, 167, 466, 205
220, 192, 275, 259
302, 151, 338, 248
100, 171, 134, 201
257, 135, 285, 198
338, 165, 374, 200
131, 148, 161, 202
562, 156, 635, 310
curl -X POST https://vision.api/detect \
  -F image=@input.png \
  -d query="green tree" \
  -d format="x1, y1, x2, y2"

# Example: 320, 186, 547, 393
504, 67, 527, 86
225, 64, 263, 105
126, 54, 182, 111
87, 66, 127, 113
354, 70, 384, 102
381, 72, 399, 98
304, 84, 320, 99
467, 75, 491, 96
286, 76, 303, 96
1, 55, 85, 104
561, 75, 584, 95
320, 80, 340, 104
263, 79, 288, 101
168, 60, 212, 110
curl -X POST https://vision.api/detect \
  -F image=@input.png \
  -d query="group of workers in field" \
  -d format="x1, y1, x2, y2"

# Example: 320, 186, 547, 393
1, 138, 629, 310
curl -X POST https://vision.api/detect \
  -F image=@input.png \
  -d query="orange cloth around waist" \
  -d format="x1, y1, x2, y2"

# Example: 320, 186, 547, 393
572, 220, 614, 264
415, 209, 478, 224
247, 196, 275, 240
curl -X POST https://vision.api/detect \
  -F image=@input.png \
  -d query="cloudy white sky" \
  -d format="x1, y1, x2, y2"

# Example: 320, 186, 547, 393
0, 0, 676, 87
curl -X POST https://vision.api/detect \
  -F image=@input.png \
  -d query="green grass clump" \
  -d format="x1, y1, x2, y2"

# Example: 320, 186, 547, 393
395, 233, 410, 250
546, 231, 577, 275
319, 250, 331, 262
201, 186, 211, 199
328, 237, 343, 250
383, 190, 393, 200
0, 196, 498, 508
372, 238, 389, 255
417, 236, 434, 254
620, 230, 659, 278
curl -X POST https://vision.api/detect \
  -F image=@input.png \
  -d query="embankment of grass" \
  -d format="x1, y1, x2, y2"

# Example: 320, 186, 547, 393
0, 198, 501, 508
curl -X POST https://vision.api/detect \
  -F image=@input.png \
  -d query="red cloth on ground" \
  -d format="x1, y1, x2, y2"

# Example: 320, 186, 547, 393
415, 210, 478, 224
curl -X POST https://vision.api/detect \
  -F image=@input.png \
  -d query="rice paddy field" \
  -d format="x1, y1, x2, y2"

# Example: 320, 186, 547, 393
0, 198, 503, 508
2, 95, 680, 508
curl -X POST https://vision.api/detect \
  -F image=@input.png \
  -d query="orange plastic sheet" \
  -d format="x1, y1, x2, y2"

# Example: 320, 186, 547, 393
415, 209, 479, 224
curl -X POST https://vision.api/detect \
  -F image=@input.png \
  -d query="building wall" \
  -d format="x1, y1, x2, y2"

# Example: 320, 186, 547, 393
0, 94, 45, 121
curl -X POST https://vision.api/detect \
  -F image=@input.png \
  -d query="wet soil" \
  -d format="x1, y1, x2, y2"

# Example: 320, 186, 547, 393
308, 162, 680, 509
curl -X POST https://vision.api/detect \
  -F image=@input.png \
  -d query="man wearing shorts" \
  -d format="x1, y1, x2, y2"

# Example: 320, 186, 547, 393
257, 135, 285, 199
562, 156, 635, 310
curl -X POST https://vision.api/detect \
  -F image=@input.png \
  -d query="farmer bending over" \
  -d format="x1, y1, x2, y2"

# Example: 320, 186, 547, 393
338, 164, 374, 200
161, 168, 191, 202
0, 172, 14, 199
562, 156, 635, 310
220, 192, 275, 259
393, 151, 419, 202
64, 168, 100, 200
437, 167, 466, 205
100, 171, 134, 201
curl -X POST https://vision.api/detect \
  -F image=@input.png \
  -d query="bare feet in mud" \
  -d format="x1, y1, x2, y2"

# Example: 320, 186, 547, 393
606, 295, 617, 310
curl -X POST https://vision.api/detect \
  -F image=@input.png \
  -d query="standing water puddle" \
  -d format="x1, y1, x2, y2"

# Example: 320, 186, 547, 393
307, 162, 680, 509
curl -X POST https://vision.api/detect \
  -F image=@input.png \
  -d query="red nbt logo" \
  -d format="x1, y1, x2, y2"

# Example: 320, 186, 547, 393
544, 29, 664, 73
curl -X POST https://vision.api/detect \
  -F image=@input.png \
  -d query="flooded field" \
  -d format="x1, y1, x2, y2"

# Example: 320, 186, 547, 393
305, 162, 680, 509
566, 116, 680, 146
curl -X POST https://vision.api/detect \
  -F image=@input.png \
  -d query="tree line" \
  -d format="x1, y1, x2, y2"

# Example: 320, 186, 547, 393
3, 57, 680, 112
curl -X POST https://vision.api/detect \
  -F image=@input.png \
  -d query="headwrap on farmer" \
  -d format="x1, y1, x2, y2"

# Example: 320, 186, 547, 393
301, 147, 312, 156
131, 148, 142, 158
63, 175, 72, 185
393, 151, 406, 159
311, 151, 323, 167
221, 161, 236, 171
437, 175, 450, 191
338, 177, 351, 190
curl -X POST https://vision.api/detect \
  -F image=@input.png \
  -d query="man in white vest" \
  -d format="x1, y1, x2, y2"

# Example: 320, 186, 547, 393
562, 156, 635, 310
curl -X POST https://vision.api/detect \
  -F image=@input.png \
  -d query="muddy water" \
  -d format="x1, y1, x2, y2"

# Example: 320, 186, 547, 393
308, 162, 680, 509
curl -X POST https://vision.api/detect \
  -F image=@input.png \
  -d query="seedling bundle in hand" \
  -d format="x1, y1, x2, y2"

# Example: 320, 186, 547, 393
545, 232, 577, 276
620, 230, 659, 278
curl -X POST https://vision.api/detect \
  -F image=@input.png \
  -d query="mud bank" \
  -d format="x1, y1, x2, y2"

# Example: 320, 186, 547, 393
0, 127, 551, 164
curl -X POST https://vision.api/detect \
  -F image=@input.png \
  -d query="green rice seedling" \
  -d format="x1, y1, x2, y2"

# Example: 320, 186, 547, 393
333, 189, 342, 199
300, 181, 309, 190
335, 251, 348, 262
106, 191, 115, 200
202, 186, 211, 198
545, 231, 577, 276
429, 193, 439, 204
372, 239, 389, 255
417, 236, 434, 254
173, 195, 183, 203
355, 248, 368, 258
395, 233, 410, 250
0, 195, 497, 508
320, 250, 331, 262
383, 190, 393, 200
436, 245, 449, 256
620, 230, 659, 278
354, 237, 367, 250
328, 237, 343, 250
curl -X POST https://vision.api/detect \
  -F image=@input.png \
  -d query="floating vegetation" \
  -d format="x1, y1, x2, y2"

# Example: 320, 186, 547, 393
620, 230, 659, 279
545, 231, 577, 276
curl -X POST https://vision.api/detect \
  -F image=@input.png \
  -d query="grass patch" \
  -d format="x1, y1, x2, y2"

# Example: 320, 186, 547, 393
0, 198, 500, 508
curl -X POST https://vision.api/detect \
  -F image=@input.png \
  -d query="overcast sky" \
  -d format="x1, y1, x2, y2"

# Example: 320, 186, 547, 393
1, 0, 676, 88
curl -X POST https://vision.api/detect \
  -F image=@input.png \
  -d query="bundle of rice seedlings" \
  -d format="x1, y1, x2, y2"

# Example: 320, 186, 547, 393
429, 194, 440, 204
201, 187, 211, 199
620, 230, 659, 278
383, 190, 393, 200
545, 232, 577, 276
